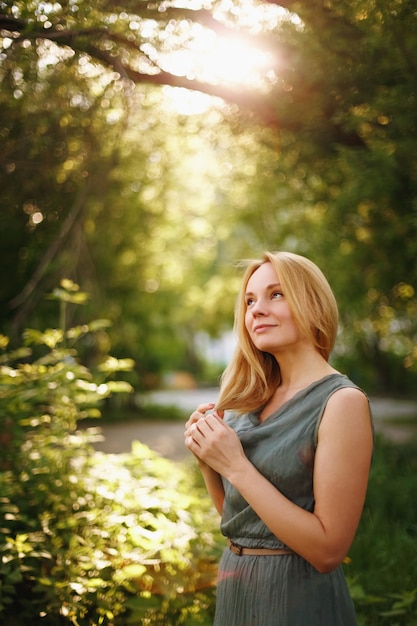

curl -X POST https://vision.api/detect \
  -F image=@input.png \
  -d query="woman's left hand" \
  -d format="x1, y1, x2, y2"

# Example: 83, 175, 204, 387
185, 411, 246, 477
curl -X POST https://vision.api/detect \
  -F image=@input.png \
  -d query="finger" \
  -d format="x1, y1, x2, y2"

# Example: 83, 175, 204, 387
203, 413, 226, 431
184, 432, 198, 448
185, 424, 203, 448
200, 414, 217, 431
185, 411, 201, 429
194, 415, 221, 436
203, 415, 237, 442
185, 403, 216, 430
185, 437, 201, 457
195, 402, 216, 414
211, 409, 224, 421
184, 420, 201, 439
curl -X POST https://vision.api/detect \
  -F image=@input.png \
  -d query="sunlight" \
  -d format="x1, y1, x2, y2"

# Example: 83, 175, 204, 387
157, 0, 290, 113
207, 37, 272, 85
161, 87, 221, 115
160, 27, 274, 89
159, 27, 275, 114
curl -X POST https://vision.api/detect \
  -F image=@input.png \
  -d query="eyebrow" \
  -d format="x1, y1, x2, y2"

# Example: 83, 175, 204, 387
245, 282, 282, 296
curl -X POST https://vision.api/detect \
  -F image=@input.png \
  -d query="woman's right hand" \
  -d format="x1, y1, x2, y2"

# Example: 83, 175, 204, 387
184, 402, 217, 464
184, 403, 226, 514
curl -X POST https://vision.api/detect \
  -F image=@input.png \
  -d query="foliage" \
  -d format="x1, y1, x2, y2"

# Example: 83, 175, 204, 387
0, 318, 221, 625
0, 0, 417, 391
1, 308, 417, 624
345, 435, 417, 625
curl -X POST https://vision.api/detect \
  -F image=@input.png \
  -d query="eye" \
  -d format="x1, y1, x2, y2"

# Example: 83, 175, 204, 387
246, 297, 255, 307
271, 291, 283, 300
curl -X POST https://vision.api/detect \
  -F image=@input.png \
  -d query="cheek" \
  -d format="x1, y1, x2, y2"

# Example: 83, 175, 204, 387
288, 319, 302, 339
282, 305, 296, 325
280, 308, 300, 336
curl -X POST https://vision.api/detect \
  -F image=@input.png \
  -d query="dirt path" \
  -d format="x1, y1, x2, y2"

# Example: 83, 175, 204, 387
92, 420, 188, 461
91, 391, 417, 461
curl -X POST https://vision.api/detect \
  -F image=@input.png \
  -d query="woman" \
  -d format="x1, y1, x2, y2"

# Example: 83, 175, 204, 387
184, 251, 373, 626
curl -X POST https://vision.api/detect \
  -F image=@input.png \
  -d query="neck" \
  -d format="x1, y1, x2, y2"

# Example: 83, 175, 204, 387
274, 349, 336, 392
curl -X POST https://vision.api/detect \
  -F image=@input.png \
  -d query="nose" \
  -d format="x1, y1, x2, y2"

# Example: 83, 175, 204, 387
251, 298, 267, 316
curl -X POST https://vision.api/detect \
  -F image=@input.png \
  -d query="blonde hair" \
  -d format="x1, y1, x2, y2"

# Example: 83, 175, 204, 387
216, 251, 339, 413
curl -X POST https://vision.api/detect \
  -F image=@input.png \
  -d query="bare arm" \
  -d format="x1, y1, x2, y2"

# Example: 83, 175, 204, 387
196, 459, 225, 515
184, 403, 225, 515
187, 388, 373, 572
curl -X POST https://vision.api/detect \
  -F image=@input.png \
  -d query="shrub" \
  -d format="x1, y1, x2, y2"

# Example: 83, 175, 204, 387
0, 319, 221, 625
3, 286, 416, 625
345, 435, 417, 625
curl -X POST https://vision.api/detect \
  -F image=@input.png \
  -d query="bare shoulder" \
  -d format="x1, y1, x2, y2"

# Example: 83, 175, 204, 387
327, 385, 369, 411
319, 385, 372, 439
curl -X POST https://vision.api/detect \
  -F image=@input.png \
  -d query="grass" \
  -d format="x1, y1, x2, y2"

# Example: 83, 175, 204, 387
346, 433, 417, 625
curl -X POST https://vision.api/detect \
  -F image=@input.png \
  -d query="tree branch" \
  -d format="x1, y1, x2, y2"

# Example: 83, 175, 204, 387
0, 11, 365, 144
0, 15, 26, 32
86, 44, 279, 126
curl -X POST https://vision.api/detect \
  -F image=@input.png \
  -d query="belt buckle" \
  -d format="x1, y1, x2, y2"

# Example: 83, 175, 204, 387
230, 540, 243, 556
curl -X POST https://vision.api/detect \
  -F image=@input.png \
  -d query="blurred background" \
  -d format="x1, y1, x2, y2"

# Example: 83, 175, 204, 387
1, 3, 417, 625
1, 0, 416, 401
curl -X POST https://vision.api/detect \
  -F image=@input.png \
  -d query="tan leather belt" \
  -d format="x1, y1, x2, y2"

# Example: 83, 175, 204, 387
228, 539, 293, 557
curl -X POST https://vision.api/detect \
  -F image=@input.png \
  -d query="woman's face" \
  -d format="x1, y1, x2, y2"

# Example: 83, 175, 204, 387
244, 262, 302, 355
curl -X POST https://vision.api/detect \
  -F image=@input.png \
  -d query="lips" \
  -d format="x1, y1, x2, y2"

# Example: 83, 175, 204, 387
253, 324, 276, 333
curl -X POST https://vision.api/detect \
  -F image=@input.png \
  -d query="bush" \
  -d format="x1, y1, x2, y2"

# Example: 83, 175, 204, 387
2, 297, 416, 625
345, 435, 417, 625
0, 321, 221, 625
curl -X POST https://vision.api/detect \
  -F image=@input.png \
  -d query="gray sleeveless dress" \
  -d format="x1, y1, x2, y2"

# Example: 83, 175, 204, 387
214, 373, 368, 626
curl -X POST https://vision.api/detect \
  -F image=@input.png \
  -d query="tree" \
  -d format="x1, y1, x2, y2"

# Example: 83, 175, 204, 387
1, 0, 416, 390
